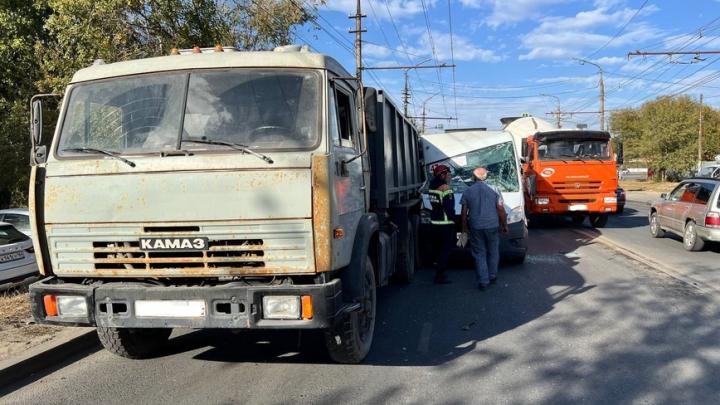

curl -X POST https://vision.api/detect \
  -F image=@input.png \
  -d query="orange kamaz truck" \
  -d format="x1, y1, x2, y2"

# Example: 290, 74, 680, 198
503, 116, 618, 228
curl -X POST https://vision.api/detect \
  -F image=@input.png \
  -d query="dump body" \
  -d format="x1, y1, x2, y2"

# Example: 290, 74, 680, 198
366, 89, 424, 210
27, 47, 421, 362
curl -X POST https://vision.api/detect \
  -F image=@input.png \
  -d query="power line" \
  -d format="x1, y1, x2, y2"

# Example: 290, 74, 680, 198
587, 0, 650, 58
419, 0, 448, 116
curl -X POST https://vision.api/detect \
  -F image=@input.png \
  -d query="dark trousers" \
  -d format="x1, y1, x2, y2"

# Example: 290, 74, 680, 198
432, 224, 456, 277
469, 227, 500, 285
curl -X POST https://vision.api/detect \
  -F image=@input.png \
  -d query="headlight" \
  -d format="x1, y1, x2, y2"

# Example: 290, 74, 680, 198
263, 296, 300, 319
57, 296, 88, 317
535, 197, 550, 205
507, 206, 525, 224
604, 197, 617, 204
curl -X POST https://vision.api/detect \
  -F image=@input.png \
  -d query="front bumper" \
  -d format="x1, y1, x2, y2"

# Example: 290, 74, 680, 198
697, 226, 720, 242
529, 194, 617, 214
30, 277, 346, 329
500, 220, 528, 258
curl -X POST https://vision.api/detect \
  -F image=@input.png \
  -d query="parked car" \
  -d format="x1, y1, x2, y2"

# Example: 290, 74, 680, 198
0, 208, 31, 236
698, 165, 720, 179
649, 178, 720, 251
616, 187, 626, 214
0, 222, 38, 283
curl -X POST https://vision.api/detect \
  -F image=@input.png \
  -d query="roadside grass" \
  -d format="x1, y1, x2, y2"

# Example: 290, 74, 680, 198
619, 180, 677, 193
0, 287, 60, 361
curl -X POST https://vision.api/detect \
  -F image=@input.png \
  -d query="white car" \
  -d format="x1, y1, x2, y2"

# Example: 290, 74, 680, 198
0, 208, 31, 237
0, 222, 38, 283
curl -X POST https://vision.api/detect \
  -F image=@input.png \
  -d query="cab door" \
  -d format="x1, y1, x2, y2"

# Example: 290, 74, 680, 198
328, 81, 365, 269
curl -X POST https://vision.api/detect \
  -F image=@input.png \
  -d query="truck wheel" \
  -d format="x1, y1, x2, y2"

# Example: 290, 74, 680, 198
325, 257, 376, 363
649, 212, 665, 238
589, 213, 608, 228
571, 214, 586, 225
396, 219, 417, 284
97, 327, 172, 359
683, 221, 705, 251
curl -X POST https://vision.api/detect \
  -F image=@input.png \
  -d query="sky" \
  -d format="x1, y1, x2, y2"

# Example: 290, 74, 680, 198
293, 0, 720, 131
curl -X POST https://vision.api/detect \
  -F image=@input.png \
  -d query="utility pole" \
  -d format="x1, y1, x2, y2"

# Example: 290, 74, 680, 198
574, 58, 605, 131
402, 70, 410, 116
541, 94, 562, 128
349, 0, 366, 81
699, 93, 704, 171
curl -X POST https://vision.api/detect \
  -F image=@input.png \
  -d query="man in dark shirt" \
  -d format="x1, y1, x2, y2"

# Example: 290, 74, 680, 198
428, 164, 455, 284
461, 167, 508, 290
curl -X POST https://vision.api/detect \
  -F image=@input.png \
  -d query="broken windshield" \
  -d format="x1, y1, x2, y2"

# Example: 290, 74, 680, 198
424, 141, 520, 193
56, 69, 321, 156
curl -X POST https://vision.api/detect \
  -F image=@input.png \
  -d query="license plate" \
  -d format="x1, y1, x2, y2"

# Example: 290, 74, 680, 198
0, 251, 24, 263
569, 204, 588, 211
135, 300, 206, 318
139, 237, 209, 251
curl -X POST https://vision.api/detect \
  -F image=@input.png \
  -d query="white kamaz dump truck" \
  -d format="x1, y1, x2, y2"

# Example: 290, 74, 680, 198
27, 45, 423, 363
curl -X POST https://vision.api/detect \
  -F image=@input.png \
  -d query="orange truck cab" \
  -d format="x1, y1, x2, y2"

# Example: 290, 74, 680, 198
522, 130, 618, 227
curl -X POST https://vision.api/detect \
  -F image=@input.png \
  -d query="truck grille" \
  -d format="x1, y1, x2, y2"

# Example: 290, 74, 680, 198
92, 239, 266, 270
559, 199, 596, 204
552, 181, 602, 191
46, 220, 314, 277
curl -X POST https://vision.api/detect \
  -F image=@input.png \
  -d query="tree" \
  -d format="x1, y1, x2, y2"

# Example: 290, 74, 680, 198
610, 95, 720, 181
40, 0, 326, 92
0, 0, 50, 207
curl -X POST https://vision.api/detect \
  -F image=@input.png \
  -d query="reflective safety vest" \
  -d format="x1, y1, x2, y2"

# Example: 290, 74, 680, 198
428, 189, 455, 225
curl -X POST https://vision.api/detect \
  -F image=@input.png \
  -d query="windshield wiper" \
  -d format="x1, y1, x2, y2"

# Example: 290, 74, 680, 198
180, 138, 274, 164
62, 147, 136, 167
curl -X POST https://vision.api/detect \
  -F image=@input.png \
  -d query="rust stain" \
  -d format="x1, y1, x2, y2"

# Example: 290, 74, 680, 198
311, 154, 332, 273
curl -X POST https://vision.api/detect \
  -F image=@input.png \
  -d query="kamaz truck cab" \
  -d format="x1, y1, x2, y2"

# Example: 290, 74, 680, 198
27, 45, 423, 363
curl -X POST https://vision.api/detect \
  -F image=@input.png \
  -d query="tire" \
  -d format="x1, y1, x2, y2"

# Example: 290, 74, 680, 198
589, 213, 609, 228
97, 327, 172, 359
325, 257, 377, 364
683, 221, 705, 251
649, 212, 665, 238
395, 219, 417, 284
571, 214, 586, 225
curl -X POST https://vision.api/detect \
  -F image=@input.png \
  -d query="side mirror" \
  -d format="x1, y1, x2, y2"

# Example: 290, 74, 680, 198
527, 174, 537, 197
660, 193, 667, 199
31, 99, 43, 146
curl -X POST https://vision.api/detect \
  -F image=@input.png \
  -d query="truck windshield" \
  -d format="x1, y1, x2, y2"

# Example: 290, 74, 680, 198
425, 141, 520, 193
57, 69, 320, 155
538, 138, 611, 161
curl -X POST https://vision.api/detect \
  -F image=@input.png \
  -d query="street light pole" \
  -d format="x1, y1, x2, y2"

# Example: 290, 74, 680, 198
574, 58, 605, 131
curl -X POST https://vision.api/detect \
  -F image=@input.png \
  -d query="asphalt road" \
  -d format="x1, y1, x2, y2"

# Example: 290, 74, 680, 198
3, 224, 720, 404
576, 200, 720, 291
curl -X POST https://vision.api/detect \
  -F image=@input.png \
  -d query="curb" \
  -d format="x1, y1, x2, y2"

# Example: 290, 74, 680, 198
571, 228, 718, 295
0, 327, 98, 389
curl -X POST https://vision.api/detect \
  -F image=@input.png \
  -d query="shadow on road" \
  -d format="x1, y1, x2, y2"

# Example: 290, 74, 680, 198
157, 230, 593, 368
